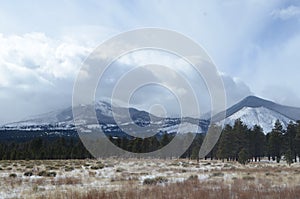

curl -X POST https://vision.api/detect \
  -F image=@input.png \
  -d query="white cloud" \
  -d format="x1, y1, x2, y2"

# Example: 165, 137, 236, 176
0, 32, 92, 88
0, 0, 299, 123
0, 32, 93, 124
95, 50, 252, 117
0, 32, 253, 124
240, 33, 300, 107
271, 5, 300, 20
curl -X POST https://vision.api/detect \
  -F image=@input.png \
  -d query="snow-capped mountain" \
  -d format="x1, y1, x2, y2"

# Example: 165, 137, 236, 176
216, 96, 300, 133
1, 96, 300, 137
1, 101, 208, 135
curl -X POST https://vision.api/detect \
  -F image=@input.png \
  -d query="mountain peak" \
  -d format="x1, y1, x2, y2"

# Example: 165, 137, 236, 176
238, 96, 275, 108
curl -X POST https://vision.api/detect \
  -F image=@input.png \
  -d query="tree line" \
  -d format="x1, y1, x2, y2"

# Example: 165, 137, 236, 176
0, 119, 300, 165
0, 137, 92, 160
206, 119, 300, 165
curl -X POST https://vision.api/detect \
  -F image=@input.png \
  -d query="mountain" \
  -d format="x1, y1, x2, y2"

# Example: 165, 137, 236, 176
216, 96, 300, 133
0, 101, 208, 137
2, 96, 300, 138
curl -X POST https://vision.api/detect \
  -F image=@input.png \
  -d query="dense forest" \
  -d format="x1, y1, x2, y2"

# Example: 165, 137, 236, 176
0, 119, 300, 165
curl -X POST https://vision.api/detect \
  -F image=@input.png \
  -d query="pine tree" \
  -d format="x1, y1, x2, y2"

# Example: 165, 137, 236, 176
216, 124, 233, 161
295, 121, 300, 160
285, 149, 293, 166
285, 122, 297, 162
250, 125, 266, 162
232, 119, 249, 161
269, 120, 284, 163
160, 133, 170, 147
238, 148, 249, 165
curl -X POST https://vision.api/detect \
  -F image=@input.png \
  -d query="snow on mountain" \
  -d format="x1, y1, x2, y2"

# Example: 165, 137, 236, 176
2, 96, 299, 135
220, 106, 295, 133
0, 101, 207, 135
95, 101, 113, 117
159, 122, 204, 134
214, 96, 300, 134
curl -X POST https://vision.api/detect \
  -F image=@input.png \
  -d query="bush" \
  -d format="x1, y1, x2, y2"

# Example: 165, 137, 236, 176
143, 176, 168, 185
38, 170, 56, 177
90, 164, 104, 170
188, 175, 198, 181
47, 171, 57, 177
285, 150, 293, 166
238, 148, 249, 165
9, 173, 17, 178
46, 166, 59, 170
65, 166, 75, 172
242, 176, 255, 181
210, 172, 224, 177
143, 178, 157, 185
116, 167, 125, 172
38, 170, 47, 177
24, 171, 33, 177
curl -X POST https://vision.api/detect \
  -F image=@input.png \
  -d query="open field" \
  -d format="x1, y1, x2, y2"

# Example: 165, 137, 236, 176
1, 159, 300, 199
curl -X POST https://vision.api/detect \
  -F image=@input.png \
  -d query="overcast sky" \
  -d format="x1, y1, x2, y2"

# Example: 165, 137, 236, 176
0, 0, 300, 124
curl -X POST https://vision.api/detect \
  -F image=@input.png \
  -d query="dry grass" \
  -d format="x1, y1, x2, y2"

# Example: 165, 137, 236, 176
39, 178, 300, 199
1, 158, 300, 198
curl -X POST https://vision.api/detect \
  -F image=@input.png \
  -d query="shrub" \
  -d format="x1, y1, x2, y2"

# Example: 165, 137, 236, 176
143, 176, 168, 185
238, 148, 249, 165
188, 175, 198, 181
242, 176, 255, 181
155, 176, 168, 183
38, 171, 47, 177
210, 172, 224, 177
38, 170, 57, 177
116, 167, 125, 172
47, 171, 57, 177
46, 166, 59, 170
24, 171, 33, 177
65, 166, 75, 172
90, 164, 104, 170
143, 178, 157, 185
9, 173, 17, 178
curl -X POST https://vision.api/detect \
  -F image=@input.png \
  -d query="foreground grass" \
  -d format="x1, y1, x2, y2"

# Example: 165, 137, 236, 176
1, 159, 300, 198
41, 177, 300, 199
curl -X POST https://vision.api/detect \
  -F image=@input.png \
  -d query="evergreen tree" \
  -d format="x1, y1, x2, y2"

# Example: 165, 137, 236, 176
216, 124, 233, 161
238, 148, 249, 165
285, 122, 297, 162
285, 149, 293, 166
294, 121, 300, 160
160, 133, 170, 147
232, 119, 249, 161
268, 120, 284, 163
250, 125, 266, 162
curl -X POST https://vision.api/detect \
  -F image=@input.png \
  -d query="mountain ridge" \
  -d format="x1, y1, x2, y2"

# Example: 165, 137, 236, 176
1, 96, 300, 134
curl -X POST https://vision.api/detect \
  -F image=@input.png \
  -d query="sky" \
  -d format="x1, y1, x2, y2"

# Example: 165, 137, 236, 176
0, 0, 300, 124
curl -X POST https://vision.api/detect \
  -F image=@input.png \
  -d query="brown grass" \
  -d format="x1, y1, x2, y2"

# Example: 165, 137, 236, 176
38, 178, 300, 199
1, 159, 300, 199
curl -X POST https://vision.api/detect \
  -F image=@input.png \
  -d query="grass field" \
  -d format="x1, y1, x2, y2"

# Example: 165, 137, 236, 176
1, 158, 300, 199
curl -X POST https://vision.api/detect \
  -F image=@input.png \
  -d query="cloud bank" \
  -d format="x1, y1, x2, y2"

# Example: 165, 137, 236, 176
0, 0, 299, 123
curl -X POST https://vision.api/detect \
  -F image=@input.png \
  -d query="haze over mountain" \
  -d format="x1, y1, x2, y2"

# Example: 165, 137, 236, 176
0, 101, 208, 137
1, 96, 300, 136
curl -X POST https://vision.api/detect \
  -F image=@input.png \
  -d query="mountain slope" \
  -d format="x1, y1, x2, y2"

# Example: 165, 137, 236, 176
226, 96, 300, 121
1, 101, 207, 135
221, 106, 294, 133
216, 96, 300, 133
2, 96, 300, 136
